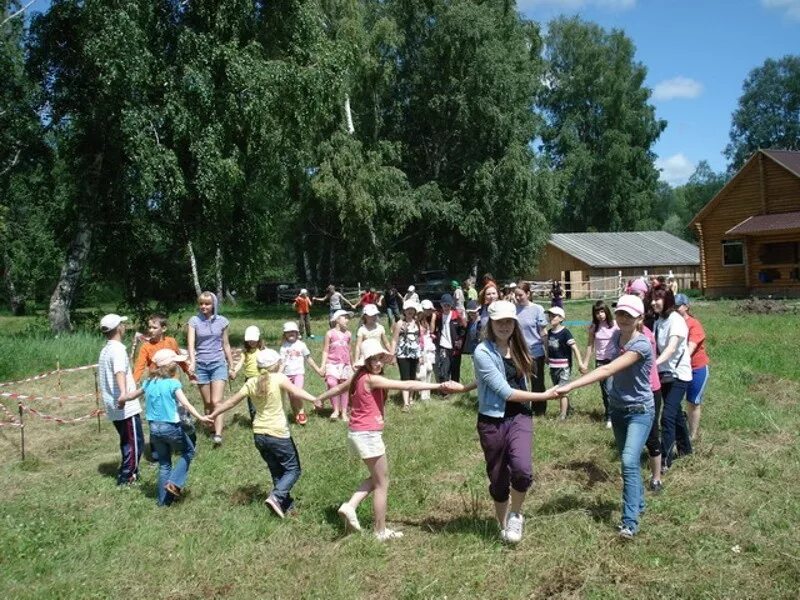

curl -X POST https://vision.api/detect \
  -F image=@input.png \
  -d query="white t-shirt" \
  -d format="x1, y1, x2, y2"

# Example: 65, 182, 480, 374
654, 312, 692, 382
280, 340, 311, 377
439, 312, 453, 349
98, 340, 141, 421
356, 324, 386, 360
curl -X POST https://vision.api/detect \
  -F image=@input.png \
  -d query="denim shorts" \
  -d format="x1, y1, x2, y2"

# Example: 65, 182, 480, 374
347, 430, 385, 459
195, 361, 228, 384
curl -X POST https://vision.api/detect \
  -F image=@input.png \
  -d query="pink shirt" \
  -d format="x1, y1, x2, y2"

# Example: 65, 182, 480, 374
590, 322, 620, 361
642, 326, 661, 392
326, 328, 352, 365
348, 371, 385, 431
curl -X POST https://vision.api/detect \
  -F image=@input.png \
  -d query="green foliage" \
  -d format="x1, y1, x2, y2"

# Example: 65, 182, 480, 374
725, 55, 800, 171
540, 17, 666, 232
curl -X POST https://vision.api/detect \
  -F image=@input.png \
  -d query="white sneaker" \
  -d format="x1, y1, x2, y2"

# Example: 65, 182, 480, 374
605, 420, 613, 429
505, 512, 524, 544
265, 494, 285, 519
374, 528, 404, 542
337, 503, 361, 532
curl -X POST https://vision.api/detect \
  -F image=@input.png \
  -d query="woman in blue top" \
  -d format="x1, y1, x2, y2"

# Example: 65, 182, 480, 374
125, 349, 211, 505
555, 295, 654, 540
453, 300, 558, 544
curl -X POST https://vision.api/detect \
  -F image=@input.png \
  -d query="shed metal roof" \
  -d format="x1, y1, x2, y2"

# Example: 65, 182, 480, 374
549, 231, 700, 268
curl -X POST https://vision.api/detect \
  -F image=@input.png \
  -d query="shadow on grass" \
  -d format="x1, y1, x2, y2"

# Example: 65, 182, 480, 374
225, 484, 263, 506
397, 515, 500, 540
97, 461, 118, 478
231, 414, 254, 429
552, 459, 611, 489
537, 494, 616, 523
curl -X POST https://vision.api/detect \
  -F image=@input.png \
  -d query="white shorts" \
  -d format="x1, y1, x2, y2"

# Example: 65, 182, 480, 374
347, 430, 385, 460
325, 363, 353, 381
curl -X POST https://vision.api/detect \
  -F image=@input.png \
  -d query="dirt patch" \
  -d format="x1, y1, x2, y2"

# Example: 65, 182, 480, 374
733, 298, 799, 315
747, 374, 800, 408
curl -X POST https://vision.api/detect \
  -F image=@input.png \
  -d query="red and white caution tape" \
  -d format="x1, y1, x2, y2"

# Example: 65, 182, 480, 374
19, 403, 104, 425
0, 391, 96, 401
0, 363, 98, 388
0, 402, 22, 427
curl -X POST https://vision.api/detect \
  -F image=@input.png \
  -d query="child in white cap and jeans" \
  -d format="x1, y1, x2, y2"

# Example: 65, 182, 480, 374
545, 306, 583, 420
555, 295, 655, 540
209, 348, 318, 518
280, 321, 323, 425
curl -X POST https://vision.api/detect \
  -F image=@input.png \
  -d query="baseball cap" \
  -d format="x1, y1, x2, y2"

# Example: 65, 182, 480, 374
440, 293, 455, 306
300, 288, 308, 295
451, 280, 460, 288
614, 294, 645, 317
256, 348, 281, 369
629, 278, 648, 295
407, 285, 415, 292
152, 348, 187, 367
466, 300, 479, 313
244, 325, 261, 341
402, 300, 418, 312
282, 321, 299, 333
546, 306, 566, 319
363, 303, 380, 316
420, 299, 434, 310
674, 293, 690, 307
361, 339, 389, 362
488, 300, 517, 321
100, 314, 127, 332
330, 309, 352, 322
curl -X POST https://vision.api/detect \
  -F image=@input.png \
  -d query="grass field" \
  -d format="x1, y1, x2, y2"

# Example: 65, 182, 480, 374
1, 300, 799, 599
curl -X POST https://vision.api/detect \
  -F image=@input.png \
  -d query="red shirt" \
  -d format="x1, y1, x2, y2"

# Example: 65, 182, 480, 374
294, 296, 312, 314
685, 315, 709, 370
348, 370, 385, 432
358, 291, 377, 307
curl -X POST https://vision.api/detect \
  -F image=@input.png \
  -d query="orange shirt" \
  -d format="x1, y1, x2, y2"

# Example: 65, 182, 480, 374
133, 336, 189, 382
294, 296, 312, 314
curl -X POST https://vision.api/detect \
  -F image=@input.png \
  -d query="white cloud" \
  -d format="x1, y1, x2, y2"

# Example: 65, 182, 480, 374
519, 0, 636, 10
656, 153, 696, 187
762, 0, 800, 21
652, 77, 703, 101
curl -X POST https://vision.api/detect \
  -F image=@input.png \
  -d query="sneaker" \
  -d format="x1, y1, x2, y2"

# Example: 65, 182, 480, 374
605, 420, 612, 429
374, 528, 404, 542
164, 481, 182, 497
265, 494, 285, 519
660, 463, 670, 476
649, 479, 663, 494
618, 525, 635, 540
295, 412, 308, 426
499, 529, 508, 542
212, 434, 223, 446
337, 503, 361, 532
505, 512, 524, 544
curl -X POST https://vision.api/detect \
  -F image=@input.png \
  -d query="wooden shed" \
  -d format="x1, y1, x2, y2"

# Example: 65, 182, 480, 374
689, 149, 800, 298
534, 231, 700, 299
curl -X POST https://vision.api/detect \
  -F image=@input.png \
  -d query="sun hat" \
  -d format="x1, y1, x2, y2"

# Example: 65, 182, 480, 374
488, 300, 518, 321
629, 278, 648, 295
466, 300, 479, 313
100, 314, 128, 332
330, 309, 353, 322
256, 348, 281, 369
674, 293, 690, 307
300, 288, 308, 295
508, 282, 517, 289
402, 300, 419, 312
152, 348, 187, 368
407, 285, 415, 292
420, 299, 434, 310
244, 325, 261, 341
282, 321, 299, 333
361, 339, 389, 362
614, 294, 645, 318
440, 293, 455, 306
546, 306, 566, 319
363, 303, 380, 316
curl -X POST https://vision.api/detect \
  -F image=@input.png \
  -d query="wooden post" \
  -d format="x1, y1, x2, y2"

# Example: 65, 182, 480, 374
93, 367, 101, 434
18, 402, 25, 461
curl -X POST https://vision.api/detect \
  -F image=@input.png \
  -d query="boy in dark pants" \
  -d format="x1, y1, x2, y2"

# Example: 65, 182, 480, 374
98, 314, 144, 485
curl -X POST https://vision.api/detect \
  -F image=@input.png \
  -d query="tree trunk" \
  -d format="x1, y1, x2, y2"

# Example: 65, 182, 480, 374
187, 240, 202, 297
3, 252, 26, 315
48, 217, 92, 333
302, 232, 313, 284
215, 245, 223, 302
344, 95, 355, 135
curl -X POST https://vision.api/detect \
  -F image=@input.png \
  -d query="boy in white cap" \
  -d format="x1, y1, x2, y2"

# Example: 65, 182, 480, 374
97, 314, 143, 486
545, 306, 583, 420
404, 285, 419, 305
293, 289, 314, 339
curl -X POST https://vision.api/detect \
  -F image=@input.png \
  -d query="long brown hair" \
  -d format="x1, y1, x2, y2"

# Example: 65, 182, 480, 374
348, 356, 385, 396
484, 319, 533, 377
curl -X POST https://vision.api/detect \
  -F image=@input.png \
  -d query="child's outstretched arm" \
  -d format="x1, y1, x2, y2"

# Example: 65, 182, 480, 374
231, 351, 245, 379
366, 375, 444, 393
305, 355, 324, 378
207, 390, 247, 420
556, 350, 641, 396
280, 378, 318, 405
316, 377, 354, 403
175, 388, 212, 423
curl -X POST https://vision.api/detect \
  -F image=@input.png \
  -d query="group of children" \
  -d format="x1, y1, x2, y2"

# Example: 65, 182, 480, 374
98, 279, 708, 543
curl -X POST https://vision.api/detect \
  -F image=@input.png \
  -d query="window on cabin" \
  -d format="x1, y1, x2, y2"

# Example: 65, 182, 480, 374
758, 242, 799, 265
722, 241, 744, 266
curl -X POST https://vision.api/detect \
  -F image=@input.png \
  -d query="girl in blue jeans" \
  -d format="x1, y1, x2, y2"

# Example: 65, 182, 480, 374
556, 295, 655, 540
126, 349, 211, 505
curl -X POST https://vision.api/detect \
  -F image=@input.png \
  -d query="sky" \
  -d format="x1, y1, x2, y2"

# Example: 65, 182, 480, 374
21, 0, 799, 187
518, 0, 800, 185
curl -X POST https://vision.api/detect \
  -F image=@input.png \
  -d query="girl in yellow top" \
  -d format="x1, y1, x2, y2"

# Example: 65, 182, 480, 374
209, 348, 316, 518
231, 325, 265, 421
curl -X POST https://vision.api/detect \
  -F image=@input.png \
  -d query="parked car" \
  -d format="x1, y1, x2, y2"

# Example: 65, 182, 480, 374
413, 270, 452, 305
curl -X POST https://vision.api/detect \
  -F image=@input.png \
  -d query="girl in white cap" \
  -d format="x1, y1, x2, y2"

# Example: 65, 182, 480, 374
320, 309, 355, 421
231, 325, 265, 421
403, 285, 419, 305
354, 304, 391, 365
280, 321, 323, 425
316, 339, 447, 541
554, 295, 655, 540
209, 348, 318, 519
123, 349, 211, 505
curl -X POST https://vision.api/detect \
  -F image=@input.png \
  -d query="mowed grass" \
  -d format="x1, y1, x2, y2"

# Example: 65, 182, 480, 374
1, 300, 799, 599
